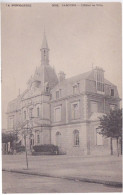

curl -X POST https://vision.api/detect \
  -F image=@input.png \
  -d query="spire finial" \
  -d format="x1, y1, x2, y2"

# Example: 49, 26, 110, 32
41, 28, 49, 66
41, 26, 48, 49
44, 25, 45, 35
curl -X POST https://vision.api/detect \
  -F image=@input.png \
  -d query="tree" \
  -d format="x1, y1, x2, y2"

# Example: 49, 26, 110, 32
2, 132, 17, 145
98, 109, 122, 156
2, 132, 17, 153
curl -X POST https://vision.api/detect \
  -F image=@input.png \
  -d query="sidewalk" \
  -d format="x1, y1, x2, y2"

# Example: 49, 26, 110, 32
2, 154, 122, 187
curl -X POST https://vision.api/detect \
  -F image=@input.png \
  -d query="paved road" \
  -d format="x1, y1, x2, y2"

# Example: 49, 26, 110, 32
2, 171, 122, 193
2, 155, 122, 183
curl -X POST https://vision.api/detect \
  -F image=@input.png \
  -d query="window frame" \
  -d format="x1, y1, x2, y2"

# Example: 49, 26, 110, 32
71, 101, 80, 120
29, 108, 33, 118
56, 131, 62, 147
111, 89, 114, 97
96, 129, 103, 146
73, 130, 80, 146
90, 101, 98, 113
56, 91, 60, 99
37, 134, 40, 144
24, 110, 26, 120
37, 107, 40, 117
54, 105, 62, 122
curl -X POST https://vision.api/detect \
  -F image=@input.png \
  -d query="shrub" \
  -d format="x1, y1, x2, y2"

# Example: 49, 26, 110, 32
33, 144, 59, 153
16, 145, 25, 153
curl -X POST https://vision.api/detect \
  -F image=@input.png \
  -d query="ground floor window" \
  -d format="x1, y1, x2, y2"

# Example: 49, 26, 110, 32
96, 129, 103, 145
54, 106, 61, 122
73, 130, 79, 146
37, 133, 40, 144
56, 131, 61, 147
30, 134, 34, 146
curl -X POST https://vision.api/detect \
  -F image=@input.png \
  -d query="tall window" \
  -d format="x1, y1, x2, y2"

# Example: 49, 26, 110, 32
37, 134, 40, 144
73, 85, 77, 94
91, 101, 98, 113
59, 89, 62, 96
111, 89, 114, 96
37, 107, 40, 117
56, 132, 61, 147
71, 102, 80, 119
96, 129, 103, 146
95, 69, 104, 92
97, 82, 104, 92
56, 91, 59, 99
29, 108, 33, 118
46, 86, 49, 92
54, 106, 61, 122
24, 111, 26, 120
73, 130, 79, 146
30, 134, 34, 146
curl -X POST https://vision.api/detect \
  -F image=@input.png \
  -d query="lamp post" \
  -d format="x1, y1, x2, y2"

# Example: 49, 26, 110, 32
24, 133, 28, 169
22, 116, 39, 169
23, 118, 33, 169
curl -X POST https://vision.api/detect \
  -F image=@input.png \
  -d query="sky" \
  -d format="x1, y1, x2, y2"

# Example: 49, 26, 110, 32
1, 2, 122, 129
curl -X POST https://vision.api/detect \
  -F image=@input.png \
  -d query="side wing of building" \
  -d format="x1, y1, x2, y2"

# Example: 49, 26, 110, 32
50, 67, 120, 155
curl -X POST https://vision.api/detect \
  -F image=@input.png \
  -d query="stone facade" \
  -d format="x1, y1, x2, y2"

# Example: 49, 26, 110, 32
7, 33, 120, 156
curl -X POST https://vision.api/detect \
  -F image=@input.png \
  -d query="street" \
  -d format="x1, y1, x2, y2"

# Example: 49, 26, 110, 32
2, 154, 122, 183
2, 171, 122, 193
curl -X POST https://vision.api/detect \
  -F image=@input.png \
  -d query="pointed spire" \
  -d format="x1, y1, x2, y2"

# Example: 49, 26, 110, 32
41, 28, 49, 66
41, 28, 48, 49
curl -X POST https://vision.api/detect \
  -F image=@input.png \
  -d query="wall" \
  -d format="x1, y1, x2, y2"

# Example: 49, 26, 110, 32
87, 122, 111, 156
50, 94, 84, 126
51, 123, 88, 156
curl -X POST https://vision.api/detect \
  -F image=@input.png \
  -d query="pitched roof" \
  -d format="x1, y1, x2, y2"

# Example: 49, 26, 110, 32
104, 78, 115, 86
52, 69, 116, 90
52, 70, 92, 90
31, 65, 58, 89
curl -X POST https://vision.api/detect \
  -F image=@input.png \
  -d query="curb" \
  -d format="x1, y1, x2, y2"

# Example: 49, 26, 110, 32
2, 169, 122, 188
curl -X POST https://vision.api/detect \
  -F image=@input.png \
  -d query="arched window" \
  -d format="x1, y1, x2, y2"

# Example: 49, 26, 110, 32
37, 134, 40, 144
29, 108, 33, 118
44, 50, 46, 56
73, 85, 77, 94
37, 107, 40, 117
30, 134, 34, 146
71, 102, 80, 119
56, 132, 61, 147
24, 111, 26, 120
73, 130, 79, 146
56, 132, 61, 136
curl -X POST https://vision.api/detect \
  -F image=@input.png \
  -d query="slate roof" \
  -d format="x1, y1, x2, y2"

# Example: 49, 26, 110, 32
31, 65, 58, 89
52, 69, 115, 90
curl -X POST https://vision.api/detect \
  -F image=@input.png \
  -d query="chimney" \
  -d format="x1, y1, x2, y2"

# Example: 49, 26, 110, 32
58, 71, 66, 82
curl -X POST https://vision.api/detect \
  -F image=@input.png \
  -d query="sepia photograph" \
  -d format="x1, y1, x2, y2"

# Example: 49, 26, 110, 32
1, 2, 122, 193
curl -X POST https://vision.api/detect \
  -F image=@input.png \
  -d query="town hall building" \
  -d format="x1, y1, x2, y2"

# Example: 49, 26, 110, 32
7, 33, 120, 156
